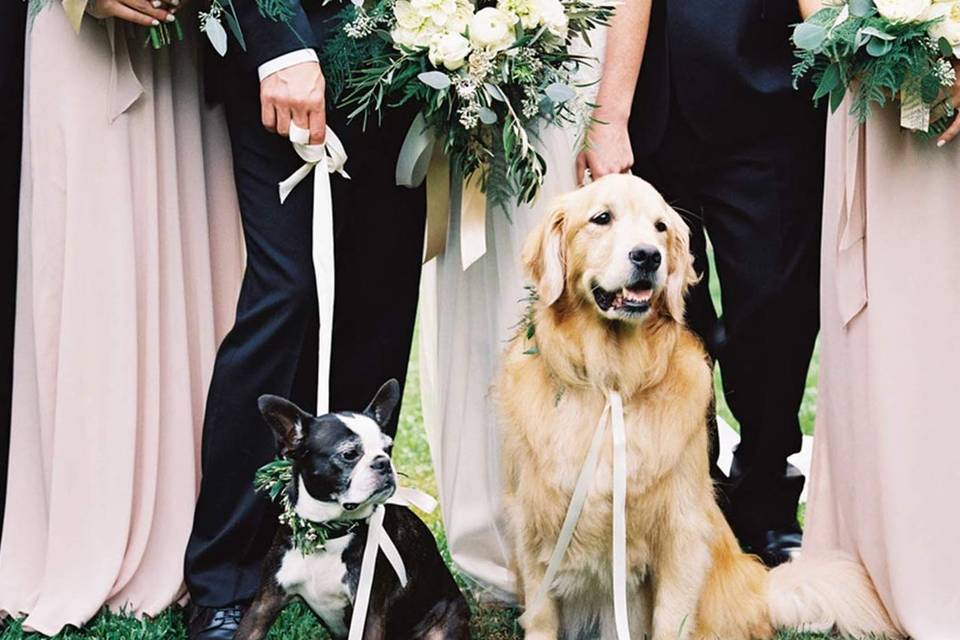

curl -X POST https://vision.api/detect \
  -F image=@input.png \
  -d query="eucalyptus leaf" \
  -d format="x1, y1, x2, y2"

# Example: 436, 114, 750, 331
866, 37, 893, 57
793, 22, 827, 51
830, 86, 846, 113
860, 26, 895, 41
544, 82, 576, 104
202, 17, 229, 57
418, 71, 451, 90
939, 36, 955, 58
485, 83, 508, 102
813, 63, 840, 100
479, 107, 498, 125
222, 7, 246, 51
848, 0, 875, 18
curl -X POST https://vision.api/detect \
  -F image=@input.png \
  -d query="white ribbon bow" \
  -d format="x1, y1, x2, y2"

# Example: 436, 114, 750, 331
521, 391, 631, 640
279, 125, 350, 414
348, 487, 439, 640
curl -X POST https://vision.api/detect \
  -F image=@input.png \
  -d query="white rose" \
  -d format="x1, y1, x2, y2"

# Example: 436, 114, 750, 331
448, 0, 475, 34
533, 0, 568, 38
393, 0, 423, 30
499, 0, 540, 29
874, 0, 932, 23
469, 7, 517, 52
393, 24, 440, 49
926, 0, 960, 53
411, 0, 460, 28
429, 31, 473, 70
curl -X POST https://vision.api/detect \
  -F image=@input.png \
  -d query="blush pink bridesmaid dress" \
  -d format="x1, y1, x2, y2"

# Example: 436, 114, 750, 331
804, 98, 960, 639
0, 7, 243, 635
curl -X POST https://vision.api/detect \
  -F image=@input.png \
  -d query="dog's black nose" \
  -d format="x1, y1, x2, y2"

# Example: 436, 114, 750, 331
629, 245, 662, 271
371, 455, 391, 473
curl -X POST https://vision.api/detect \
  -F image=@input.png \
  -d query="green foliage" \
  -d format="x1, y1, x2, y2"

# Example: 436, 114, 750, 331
792, 0, 957, 137
254, 457, 359, 556
328, 0, 615, 210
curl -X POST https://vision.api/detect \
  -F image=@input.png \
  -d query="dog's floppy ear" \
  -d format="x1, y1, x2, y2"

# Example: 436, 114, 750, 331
664, 209, 699, 323
523, 199, 567, 306
363, 379, 401, 428
258, 395, 311, 456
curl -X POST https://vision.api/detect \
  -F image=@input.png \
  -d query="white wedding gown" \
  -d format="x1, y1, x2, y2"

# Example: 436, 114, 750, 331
419, 31, 607, 602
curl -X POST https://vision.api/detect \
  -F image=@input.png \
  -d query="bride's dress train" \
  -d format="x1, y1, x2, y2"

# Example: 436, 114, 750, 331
419, 32, 606, 601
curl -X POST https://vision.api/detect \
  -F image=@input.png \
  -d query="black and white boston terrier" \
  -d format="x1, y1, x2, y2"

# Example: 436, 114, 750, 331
235, 380, 471, 640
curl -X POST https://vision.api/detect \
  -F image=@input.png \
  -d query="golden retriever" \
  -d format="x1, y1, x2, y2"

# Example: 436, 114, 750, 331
494, 174, 900, 640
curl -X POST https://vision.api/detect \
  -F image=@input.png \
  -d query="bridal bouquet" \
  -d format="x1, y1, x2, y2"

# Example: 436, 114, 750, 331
320, 0, 614, 208
792, 0, 960, 135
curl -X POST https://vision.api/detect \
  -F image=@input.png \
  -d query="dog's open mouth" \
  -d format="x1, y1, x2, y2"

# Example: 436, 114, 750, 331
592, 279, 654, 314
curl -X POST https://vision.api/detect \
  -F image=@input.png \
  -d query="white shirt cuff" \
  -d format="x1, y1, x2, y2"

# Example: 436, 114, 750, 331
258, 49, 319, 81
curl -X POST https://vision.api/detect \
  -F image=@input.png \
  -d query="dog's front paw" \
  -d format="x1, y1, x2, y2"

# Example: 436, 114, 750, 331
518, 612, 560, 640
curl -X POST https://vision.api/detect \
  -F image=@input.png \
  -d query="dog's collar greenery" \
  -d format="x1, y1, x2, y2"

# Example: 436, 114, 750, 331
254, 458, 360, 556
515, 285, 566, 405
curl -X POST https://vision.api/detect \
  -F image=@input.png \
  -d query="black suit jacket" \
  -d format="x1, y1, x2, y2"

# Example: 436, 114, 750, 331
231, 0, 317, 70
206, 0, 342, 101
632, 0, 815, 155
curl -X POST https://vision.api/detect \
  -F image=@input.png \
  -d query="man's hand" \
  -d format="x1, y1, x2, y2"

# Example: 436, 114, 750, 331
938, 61, 960, 147
260, 61, 326, 145
576, 110, 634, 185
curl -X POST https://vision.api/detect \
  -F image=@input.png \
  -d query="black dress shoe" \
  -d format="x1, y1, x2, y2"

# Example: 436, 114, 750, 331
188, 604, 247, 640
746, 528, 803, 568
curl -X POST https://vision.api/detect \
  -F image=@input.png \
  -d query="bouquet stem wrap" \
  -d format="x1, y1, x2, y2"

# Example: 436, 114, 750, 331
900, 89, 931, 131
397, 112, 488, 271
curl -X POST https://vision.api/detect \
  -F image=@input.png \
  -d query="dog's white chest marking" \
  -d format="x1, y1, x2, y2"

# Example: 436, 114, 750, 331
277, 536, 354, 637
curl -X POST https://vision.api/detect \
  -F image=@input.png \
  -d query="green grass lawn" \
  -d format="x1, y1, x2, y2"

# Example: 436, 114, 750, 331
0, 252, 825, 640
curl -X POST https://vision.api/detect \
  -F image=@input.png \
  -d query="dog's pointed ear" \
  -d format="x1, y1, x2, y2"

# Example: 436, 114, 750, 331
523, 198, 567, 306
363, 379, 401, 428
258, 395, 311, 456
664, 209, 700, 323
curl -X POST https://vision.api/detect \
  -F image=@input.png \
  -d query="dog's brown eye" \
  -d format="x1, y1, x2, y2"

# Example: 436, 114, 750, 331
655, 221, 668, 233
590, 211, 612, 226
341, 449, 361, 462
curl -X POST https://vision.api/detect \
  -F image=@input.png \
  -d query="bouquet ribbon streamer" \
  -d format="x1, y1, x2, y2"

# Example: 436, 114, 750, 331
280, 125, 438, 640
519, 391, 632, 640
396, 112, 488, 271
62, 0, 88, 33
834, 104, 868, 327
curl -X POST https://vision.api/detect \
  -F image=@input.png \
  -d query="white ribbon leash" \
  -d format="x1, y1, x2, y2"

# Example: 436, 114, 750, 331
279, 124, 350, 414
348, 487, 438, 640
276, 125, 440, 640
520, 391, 631, 640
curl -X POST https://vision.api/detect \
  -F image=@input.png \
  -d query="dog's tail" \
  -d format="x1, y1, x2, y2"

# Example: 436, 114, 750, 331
767, 551, 902, 638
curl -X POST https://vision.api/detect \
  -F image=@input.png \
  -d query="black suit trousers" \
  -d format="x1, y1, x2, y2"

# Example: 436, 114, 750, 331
637, 109, 825, 531
0, 0, 27, 543
184, 60, 425, 607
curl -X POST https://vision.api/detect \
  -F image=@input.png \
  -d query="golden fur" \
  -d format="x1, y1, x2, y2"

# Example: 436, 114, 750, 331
494, 175, 900, 640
